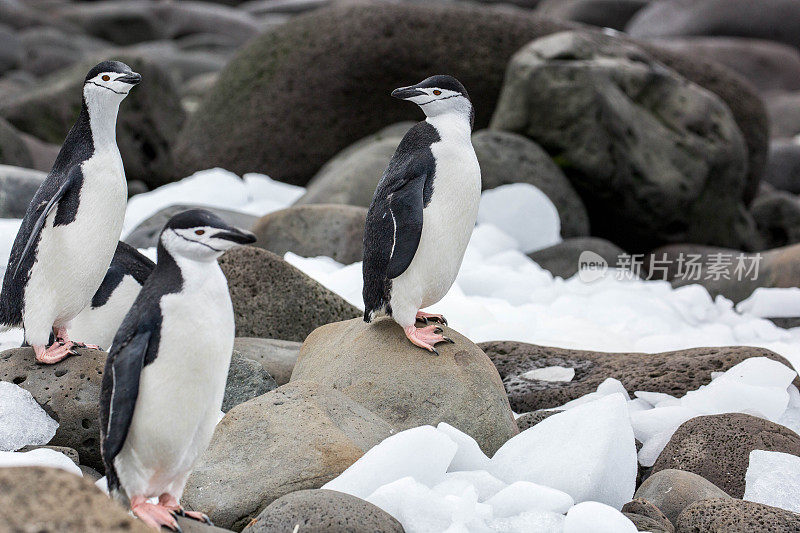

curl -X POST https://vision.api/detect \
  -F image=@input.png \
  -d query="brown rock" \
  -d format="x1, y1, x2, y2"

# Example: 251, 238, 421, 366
218, 246, 360, 342
516, 410, 561, 431
233, 337, 301, 386
183, 381, 395, 531
0, 466, 149, 532
252, 204, 367, 265
635, 469, 731, 526
0, 347, 106, 471
622, 498, 675, 533
652, 414, 800, 498
478, 342, 799, 412
292, 317, 518, 455
676, 498, 800, 532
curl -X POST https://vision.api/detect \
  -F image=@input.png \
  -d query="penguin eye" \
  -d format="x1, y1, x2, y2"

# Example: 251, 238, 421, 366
195, 230, 205, 236
433, 90, 442, 95
102, 75, 110, 82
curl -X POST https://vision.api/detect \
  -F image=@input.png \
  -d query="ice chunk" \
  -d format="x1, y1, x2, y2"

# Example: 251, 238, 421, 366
0, 448, 82, 476
0, 381, 58, 451
521, 366, 575, 382
738, 287, 800, 318
490, 394, 637, 509
485, 481, 574, 516
440, 471, 507, 502
558, 378, 629, 410
744, 450, 800, 514
437, 423, 491, 471
323, 426, 457, 499
777, 385, 800, 435
634, 391, 679, 408
564, 501, 637, 533
477, 183, 561, 254
468, 224, 520, 258
487, 510, 565, 533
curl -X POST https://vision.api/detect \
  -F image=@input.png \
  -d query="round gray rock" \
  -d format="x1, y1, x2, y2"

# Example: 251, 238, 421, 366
528, 237, 625, 279
292, 317, 518, 455
0, 116, 31, 168
0, 164, 45, 218
765, 92, 800, 140
233, 337, 301, 386
491, 30, 757, 252
536, 0, 650, 31
222, 351, 277, 413
652, 413, 800, 498
764, 139, 800, 194
242, 489, 403, 533
252, 204, 367, 264
0, 347, 106, 471
219, 246, 361, 342
183, 381, 395, 531
635, 469, 731, 526
750, 189, 800, 249
473, 129, 589, 238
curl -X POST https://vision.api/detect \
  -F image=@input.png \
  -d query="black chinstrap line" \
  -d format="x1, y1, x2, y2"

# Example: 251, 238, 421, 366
87, 81, 129, 95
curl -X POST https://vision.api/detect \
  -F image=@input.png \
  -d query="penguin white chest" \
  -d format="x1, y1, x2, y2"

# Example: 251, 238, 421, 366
390, 120, 481, 321
25, 151, 127, 332
116, 262, 234, 498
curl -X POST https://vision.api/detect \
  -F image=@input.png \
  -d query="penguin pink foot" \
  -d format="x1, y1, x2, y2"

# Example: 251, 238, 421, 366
54, 326, 100, 350
159, 494, 213, 525
404, 324, 454, 355
33, 342, 77, 364
131, 496, 181, 531
415, 310, 448, 325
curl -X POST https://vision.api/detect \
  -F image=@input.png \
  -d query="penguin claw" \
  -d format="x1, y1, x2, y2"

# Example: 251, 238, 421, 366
172, 508, 213, 526
415, 311, 448, 326
442, 336, 455, 344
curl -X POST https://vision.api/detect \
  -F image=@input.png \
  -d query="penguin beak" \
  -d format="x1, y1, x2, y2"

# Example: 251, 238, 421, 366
391, 85, 425, 100
214, 227, 257, 245
116, 72, 142, 85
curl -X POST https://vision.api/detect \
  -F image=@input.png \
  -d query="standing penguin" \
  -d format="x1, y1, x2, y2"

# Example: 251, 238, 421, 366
0, 60, 141, 364
362, 75, 481, 354
70, 242, 155, 350
100, 209, 256, 530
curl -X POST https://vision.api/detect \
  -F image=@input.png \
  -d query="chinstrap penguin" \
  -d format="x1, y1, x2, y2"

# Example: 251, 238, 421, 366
362, 75, 481, 354
99, 209, 256, 531
70, 241, 155, 350
0, 60, 141, 364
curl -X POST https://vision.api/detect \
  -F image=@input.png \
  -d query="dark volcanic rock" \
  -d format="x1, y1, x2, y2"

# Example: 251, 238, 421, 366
516, 409, 562, 431
528, 237, 625, 279
491, 30, 759, 252
0, 467, 149, 532
627, 0, 800, 50
652, 413, 800, 498
219, 246, 360, 342
252, 204, 367, 264
293, 317, 519, 455
173, 2, 575, 185
0, 347, 106, 471
242, 489, 404, 533
676, 498, 800, 532
536, 0, 650, 31
634, 469, 731, 526
0, 55, 185, 189
478, 342, 799, 412
750, 189, 800, 249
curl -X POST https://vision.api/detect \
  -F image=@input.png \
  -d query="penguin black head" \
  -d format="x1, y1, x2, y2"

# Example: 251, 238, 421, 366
83, 60, 141, 101
159, 209, 256, 262
391, 75, 473, 127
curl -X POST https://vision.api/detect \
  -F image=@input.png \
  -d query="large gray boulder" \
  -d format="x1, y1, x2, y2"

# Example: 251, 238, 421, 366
0, 116, 31, 168
173, 2, 576, 185
0, 55, 185, 188
764, 139, 800, 194
183, 381, 395, 531
528, 237, 625, 279
627, 0, 800, 50
750, 189, 800, 249
765, 92, 800, 140
292, 317, 518, 455
536, 0, 650, 31
242, 489, 404, 533
233, 337, 301, 386
0, 467, 150, 532
218, 246, 361, 342
252, 204, 367, 264
222, 351, 277, 413
491, 30, 758, 252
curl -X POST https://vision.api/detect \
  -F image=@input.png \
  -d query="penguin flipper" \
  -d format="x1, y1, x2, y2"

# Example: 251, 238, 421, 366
100, 328, 151, 472
385, 173, 426, 279
11, 166, 80, 278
